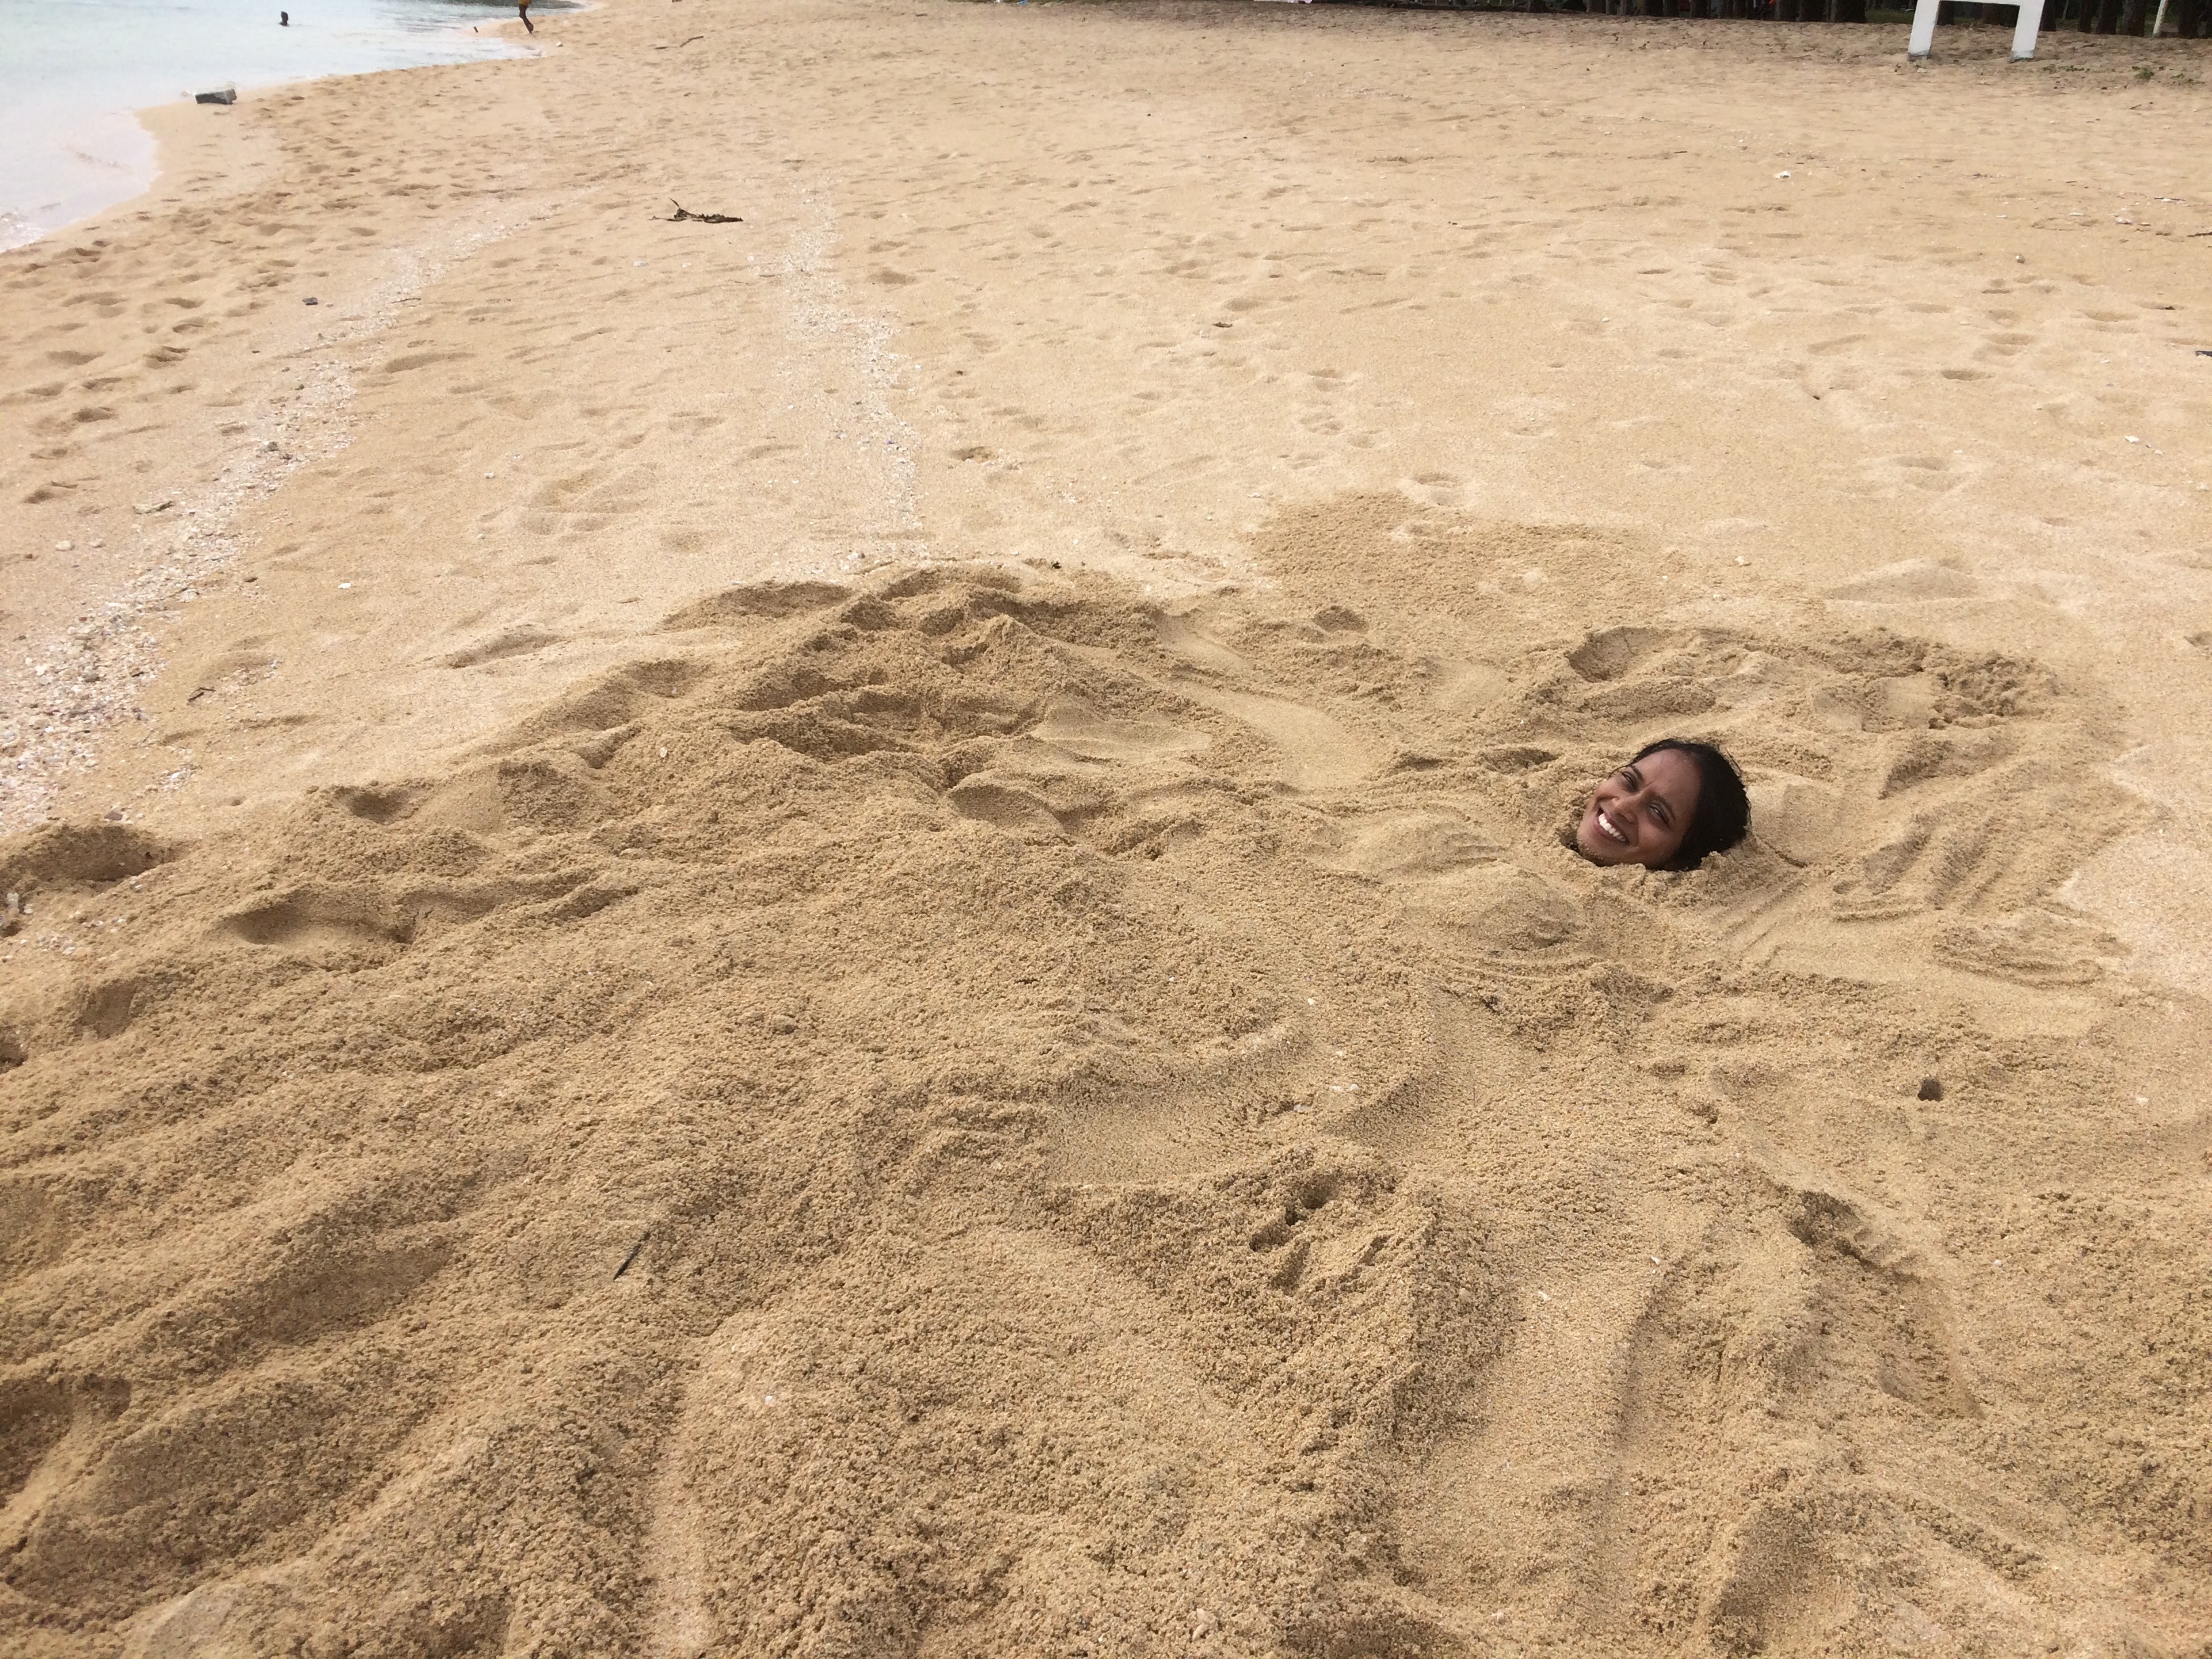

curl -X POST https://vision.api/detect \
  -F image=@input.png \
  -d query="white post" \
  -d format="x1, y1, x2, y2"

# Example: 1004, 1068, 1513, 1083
1908, 0, 1942, 57
2011, 0, 2043, 56
2150, 0, 2171, 32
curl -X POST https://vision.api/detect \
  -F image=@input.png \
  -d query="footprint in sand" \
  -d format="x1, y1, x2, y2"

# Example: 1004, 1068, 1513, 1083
1154, 609, 1248, 675
1311, 808, 1504, 882
1175, 683, 1374, 793
1429, 658, 1508, 714
946, 776, 1064, 836
219, 886, 415, 954
1822, 559, 1984, 604
441, 624, 559, 669
1031, 697, 1210, 764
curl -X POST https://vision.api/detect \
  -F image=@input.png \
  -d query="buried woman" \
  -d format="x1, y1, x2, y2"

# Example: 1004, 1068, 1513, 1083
1575, 738, 1750, 872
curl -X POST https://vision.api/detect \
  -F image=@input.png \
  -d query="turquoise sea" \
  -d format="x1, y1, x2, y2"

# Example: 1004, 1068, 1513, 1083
0, 0, 540, 249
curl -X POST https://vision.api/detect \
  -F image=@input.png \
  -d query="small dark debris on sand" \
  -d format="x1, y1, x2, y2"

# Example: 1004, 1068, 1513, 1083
668, 201, 741, 224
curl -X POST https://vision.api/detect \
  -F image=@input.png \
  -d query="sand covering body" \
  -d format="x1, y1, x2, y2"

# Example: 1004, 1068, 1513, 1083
3, 503, 2203, 1655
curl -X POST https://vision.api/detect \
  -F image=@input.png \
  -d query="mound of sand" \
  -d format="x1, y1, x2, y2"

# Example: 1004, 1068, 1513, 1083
4, 500, 2205, 1654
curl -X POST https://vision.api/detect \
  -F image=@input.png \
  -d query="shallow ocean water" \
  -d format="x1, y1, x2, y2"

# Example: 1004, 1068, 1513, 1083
0, 0, 535, 248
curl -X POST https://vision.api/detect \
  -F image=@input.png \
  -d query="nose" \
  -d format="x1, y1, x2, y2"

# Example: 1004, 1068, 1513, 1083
1613, 786, 1660, 836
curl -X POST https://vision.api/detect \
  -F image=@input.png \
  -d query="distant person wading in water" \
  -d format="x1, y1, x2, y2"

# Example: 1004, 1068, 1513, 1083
1574, 739, 1749, 872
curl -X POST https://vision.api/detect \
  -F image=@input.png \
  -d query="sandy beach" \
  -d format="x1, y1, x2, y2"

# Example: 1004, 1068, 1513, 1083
2, 2, 2210, 1652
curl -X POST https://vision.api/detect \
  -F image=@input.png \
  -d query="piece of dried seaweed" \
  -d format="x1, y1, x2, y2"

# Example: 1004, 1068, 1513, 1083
668, 201, 741, 224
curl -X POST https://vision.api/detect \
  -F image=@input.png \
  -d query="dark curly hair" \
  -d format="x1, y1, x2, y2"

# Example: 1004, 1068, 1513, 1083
1631, 738, 1750, 871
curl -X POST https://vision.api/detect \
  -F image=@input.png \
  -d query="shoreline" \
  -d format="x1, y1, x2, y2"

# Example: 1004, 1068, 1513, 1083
1, 0, 544, 255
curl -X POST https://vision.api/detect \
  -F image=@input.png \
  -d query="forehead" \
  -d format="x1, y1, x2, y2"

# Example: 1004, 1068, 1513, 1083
1635, 747, 1702, 812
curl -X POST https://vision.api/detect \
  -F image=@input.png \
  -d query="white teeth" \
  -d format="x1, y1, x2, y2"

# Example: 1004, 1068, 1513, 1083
1597, 810, 1627, 844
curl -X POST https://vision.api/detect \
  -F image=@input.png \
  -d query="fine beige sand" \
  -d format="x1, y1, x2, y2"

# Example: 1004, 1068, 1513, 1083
3, 3, 2211, 1654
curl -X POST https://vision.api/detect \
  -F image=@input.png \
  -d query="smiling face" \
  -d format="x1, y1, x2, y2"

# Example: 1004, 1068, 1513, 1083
1576, 747, 1704, 869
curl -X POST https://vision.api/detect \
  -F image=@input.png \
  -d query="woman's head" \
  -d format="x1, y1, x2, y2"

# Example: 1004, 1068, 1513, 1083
1575, 739, 1750, 872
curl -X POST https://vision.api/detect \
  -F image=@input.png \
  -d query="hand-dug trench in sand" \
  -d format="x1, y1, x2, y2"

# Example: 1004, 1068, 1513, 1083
0, 531, 2205, 1656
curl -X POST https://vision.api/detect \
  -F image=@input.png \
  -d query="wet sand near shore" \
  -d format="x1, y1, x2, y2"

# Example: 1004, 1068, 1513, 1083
1, 4, 2209, 1654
